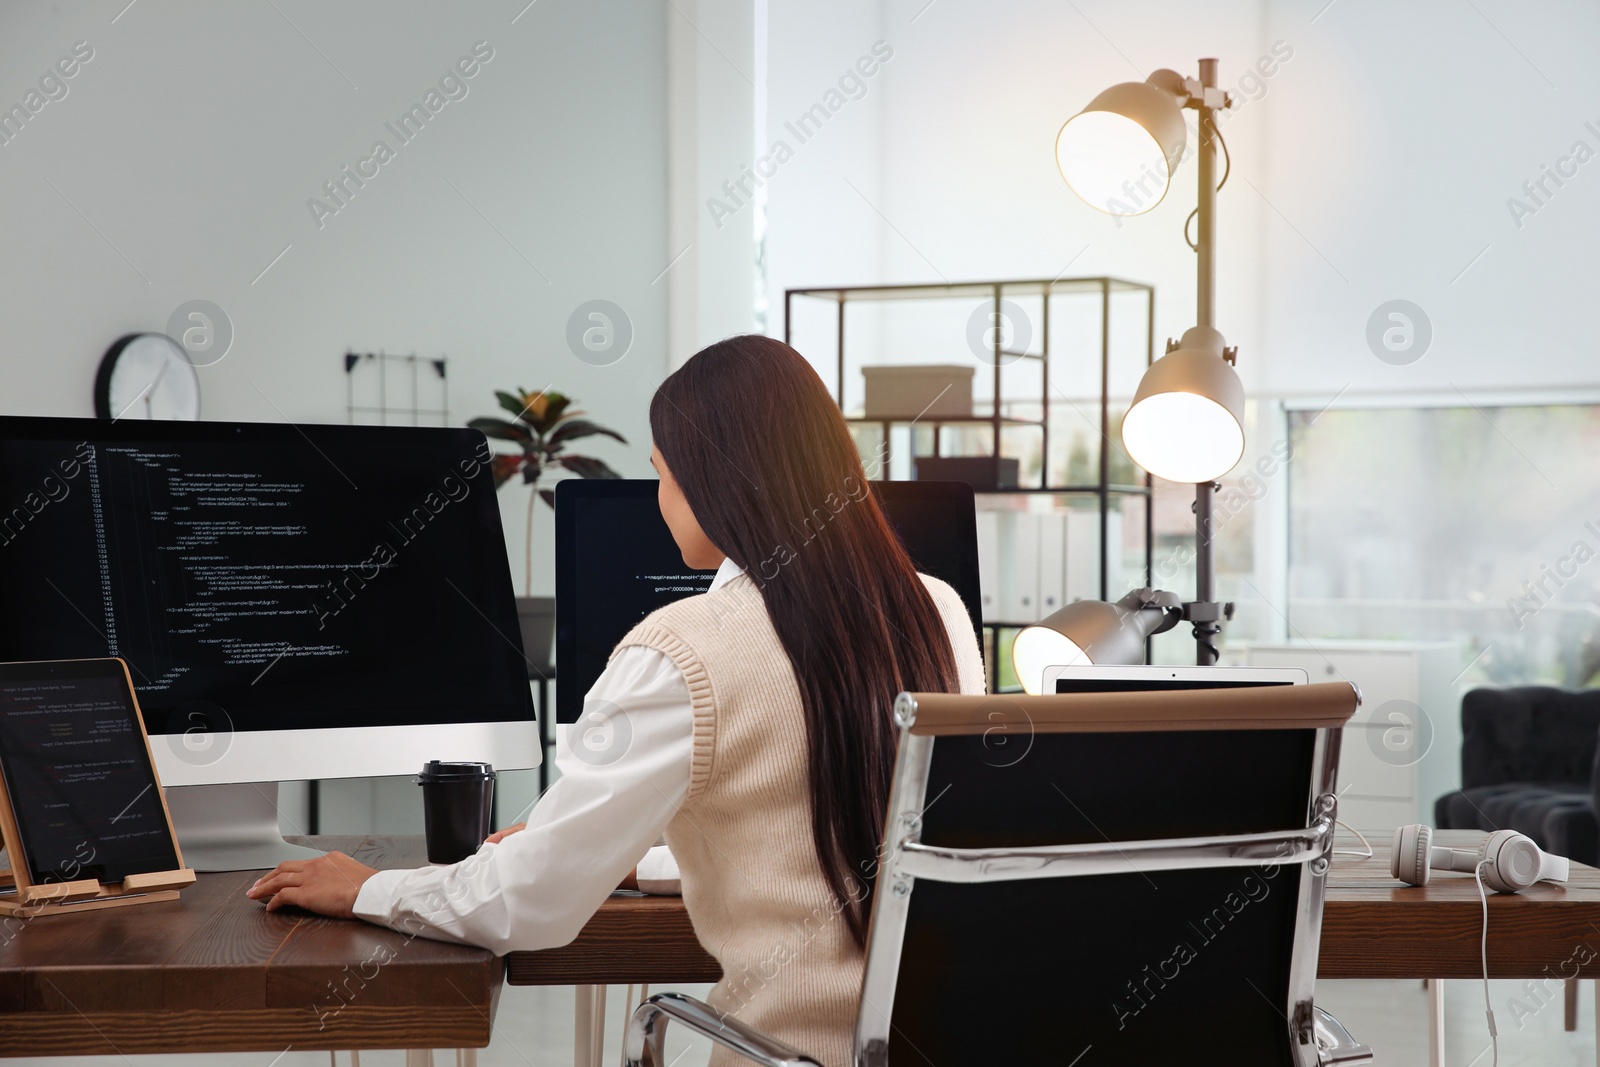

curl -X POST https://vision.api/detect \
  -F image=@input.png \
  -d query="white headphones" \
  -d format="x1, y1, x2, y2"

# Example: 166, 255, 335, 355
1391, 824, 1570, 894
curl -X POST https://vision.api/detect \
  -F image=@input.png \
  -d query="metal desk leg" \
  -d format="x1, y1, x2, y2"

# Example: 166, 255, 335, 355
1429, 978, 1446, 1067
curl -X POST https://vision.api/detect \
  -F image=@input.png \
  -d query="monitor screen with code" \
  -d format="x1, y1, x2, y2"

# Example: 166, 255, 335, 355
555, 479, 982, 723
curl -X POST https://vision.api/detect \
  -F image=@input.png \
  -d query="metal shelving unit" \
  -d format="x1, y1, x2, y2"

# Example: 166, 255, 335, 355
786, 277, 1156, 687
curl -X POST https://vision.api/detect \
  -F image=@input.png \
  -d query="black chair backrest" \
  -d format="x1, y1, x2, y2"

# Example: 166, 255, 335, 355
889, 726, 1317, 1065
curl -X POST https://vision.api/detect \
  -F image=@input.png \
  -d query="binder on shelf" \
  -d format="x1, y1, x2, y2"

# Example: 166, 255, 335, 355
1038, 511, 1067, 617
1066, 510, 1123, 602
1006, 512, 1042, 624
975, 511, 1000, 620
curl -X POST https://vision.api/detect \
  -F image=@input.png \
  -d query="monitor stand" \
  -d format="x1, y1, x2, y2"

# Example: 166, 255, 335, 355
165, 782, 326, 872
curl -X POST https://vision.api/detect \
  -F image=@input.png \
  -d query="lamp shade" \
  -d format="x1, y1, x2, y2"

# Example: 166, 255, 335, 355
1011, 590, 1181, 694
1056, 75, 1187, 217
1122, 325, 1245, 484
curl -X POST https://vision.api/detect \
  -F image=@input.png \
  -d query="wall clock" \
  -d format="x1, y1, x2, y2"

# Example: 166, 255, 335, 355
94, 333, 200, 421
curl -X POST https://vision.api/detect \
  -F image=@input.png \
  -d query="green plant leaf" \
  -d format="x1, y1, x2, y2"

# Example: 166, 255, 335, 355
556, 454, 623, 479
547, 418, 627, 448
468, 417, 533, 445
495, 390, 531, 421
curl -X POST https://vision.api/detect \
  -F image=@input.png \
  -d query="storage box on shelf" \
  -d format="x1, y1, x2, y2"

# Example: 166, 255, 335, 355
862, 364, 975, 418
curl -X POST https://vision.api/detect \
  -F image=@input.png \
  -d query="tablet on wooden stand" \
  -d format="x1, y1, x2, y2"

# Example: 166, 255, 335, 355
0, 658, 194, 916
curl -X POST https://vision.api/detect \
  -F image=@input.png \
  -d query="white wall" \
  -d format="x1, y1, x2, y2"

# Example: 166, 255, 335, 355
763, 0, 889, 393
0, 0, 668, 600
1257, 0, 1600, 398
667, 0, 761, 365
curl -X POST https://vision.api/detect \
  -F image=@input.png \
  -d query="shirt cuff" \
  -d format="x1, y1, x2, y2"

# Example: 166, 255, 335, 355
636, 844, 681, 896
353, 867, 411, 927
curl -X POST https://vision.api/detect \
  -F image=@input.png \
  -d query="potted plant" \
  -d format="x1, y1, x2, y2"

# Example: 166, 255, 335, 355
470, 388, 626, 671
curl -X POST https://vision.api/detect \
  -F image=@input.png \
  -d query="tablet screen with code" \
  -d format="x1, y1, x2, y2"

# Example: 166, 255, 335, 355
0, 659, 179, 885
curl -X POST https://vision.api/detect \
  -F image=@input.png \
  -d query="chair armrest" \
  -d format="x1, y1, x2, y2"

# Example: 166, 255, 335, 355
1314, 1006, 1373, 1066
1543, 802, 1600, 866
624, 992, 823, 1067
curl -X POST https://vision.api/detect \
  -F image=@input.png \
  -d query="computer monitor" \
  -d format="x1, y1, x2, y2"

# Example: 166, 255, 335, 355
0, 416, 537, 869
1043, 663, 1307, 695
555, 479, 983, 723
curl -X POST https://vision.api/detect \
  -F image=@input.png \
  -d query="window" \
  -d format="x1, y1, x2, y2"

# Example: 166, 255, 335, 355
1285, 403, 1600, 687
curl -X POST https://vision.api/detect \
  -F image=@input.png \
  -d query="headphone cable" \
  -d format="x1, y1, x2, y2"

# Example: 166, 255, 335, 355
1333, 819, 1373, 859
1475, 861, 1499, 1067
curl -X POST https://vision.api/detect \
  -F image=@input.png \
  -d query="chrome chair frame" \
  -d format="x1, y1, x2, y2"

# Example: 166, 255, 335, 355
625, 685, 1373, 1067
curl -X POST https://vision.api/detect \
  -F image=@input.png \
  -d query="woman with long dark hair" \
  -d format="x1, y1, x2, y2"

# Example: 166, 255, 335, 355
248, 335, 985, 1067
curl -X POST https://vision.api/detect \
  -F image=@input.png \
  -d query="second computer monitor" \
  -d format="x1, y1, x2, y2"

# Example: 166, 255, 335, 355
554, 479, 982, 723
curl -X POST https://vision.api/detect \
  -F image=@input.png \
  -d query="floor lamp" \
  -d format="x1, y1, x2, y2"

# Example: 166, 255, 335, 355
1035, 60, 1247, 673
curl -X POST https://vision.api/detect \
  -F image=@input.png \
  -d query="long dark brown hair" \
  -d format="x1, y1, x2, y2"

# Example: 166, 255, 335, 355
650, 335, 960, 947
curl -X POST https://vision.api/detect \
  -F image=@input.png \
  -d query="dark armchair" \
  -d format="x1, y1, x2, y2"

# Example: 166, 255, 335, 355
1434, 686, 1600, 865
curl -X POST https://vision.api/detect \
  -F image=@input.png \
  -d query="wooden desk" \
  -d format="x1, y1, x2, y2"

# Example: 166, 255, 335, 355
507, 830, 1600, 986
0, 836, 500, 1058
1321, 829, 1600, 980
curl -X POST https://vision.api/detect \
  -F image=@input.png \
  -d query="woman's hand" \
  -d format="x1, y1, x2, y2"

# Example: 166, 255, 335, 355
485, 822, 526, 845
246, 851, 379, 918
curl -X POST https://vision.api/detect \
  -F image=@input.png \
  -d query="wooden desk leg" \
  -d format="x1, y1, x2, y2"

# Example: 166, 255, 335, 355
1429, 978, 1446, 1067
575, 984, 595, 1067
1567, 977, 1580, 1031
575, 984, 608, 1067
405, 1052, 435, 1067
593, 985, 609, 1067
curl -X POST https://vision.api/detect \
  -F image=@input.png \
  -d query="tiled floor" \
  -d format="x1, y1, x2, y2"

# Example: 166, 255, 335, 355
1319, 977, 1598, 1067
20, 977, 1600, 1066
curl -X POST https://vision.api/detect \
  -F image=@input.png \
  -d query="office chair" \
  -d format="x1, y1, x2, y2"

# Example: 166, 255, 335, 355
624, 682, 1373, 1066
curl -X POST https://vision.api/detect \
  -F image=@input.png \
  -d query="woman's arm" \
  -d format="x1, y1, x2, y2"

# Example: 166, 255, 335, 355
921, 574, 988, 695
248, 646, 693, 954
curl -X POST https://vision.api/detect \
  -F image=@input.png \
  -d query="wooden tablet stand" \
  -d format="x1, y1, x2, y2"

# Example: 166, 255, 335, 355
0, 861, 195, 917
0, 660, 196, 917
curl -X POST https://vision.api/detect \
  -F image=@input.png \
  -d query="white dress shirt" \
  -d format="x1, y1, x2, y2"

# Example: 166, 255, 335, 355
352, 557, 971, 955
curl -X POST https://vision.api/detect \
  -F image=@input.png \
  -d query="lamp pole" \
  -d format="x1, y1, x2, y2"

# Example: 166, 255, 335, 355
1184, 57, 1234, 666
1052, 58, 1246, 668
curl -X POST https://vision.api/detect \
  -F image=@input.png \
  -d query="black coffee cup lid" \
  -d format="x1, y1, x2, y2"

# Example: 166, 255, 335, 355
416, 760, 495, 783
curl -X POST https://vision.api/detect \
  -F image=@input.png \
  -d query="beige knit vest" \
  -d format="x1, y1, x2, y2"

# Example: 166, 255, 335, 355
613, 569, 984, 1067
